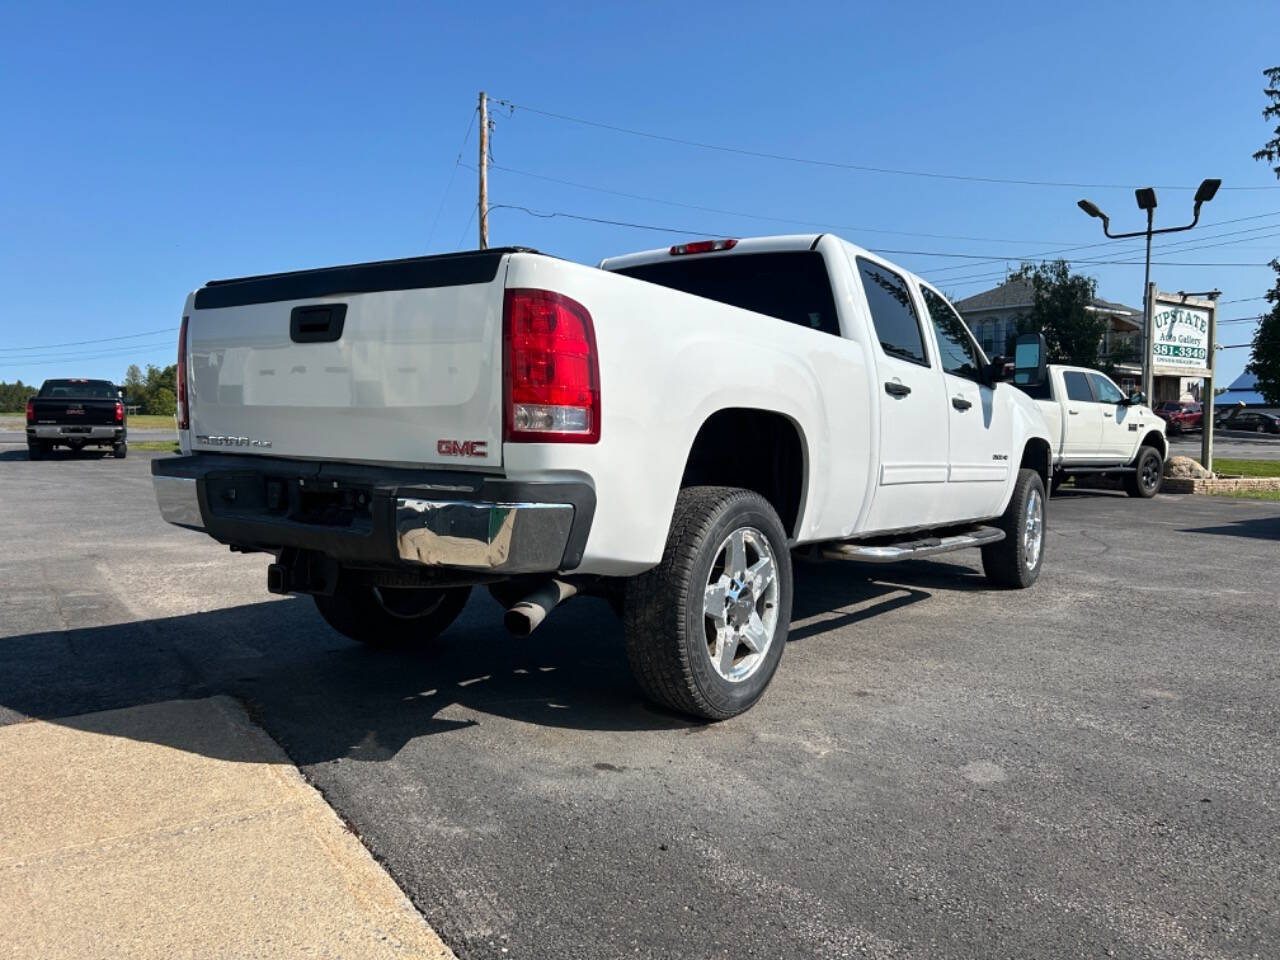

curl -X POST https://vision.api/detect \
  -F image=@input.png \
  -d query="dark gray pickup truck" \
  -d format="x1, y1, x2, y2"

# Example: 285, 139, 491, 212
26, 378, 128, 459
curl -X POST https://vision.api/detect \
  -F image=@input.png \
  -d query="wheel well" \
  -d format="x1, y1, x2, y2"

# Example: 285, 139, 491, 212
682, 409, 806, 536
1142, 431, 1167, 459
1021, 437, 1052, 488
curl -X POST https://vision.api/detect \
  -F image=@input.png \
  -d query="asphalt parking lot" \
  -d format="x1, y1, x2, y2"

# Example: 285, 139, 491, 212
2, 449, 1278, 959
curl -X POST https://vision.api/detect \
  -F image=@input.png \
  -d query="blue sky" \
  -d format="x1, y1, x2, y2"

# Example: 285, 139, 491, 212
2, 0, 1277, 387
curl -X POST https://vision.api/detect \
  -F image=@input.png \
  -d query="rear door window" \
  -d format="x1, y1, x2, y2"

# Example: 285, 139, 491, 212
856, 258, 929, 366
1063, 371, 1095, 402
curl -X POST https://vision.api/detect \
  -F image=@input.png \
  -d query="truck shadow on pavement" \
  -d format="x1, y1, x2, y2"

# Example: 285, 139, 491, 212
1178, 514, 1280, 541
0, 563, 953, 765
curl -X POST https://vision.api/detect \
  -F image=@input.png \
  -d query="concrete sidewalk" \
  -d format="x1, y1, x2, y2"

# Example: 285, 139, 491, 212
0, 696, 454, 960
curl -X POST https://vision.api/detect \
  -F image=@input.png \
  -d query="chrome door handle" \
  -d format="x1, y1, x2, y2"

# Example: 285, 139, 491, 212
952, 396, 972, 411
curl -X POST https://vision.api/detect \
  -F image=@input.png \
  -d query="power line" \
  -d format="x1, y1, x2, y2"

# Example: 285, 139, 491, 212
491, 202, 1274, 274
0, 343, 174, 368
478, 161, 1072, 245
490, 203, 716, 237
485, 150, 1280, 274
426, 107, 479, 250
921, 210, 1280, 277
491, 97, 1280, 192
456, 202, 480, 247
0, 327, 174, 354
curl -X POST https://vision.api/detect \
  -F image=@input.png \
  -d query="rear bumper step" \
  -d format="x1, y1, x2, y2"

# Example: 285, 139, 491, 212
822, 525, 1005, 563
152, 454, 594, 574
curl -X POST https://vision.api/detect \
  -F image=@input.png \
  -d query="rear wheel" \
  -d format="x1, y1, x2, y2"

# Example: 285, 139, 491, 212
982, 468, 1045, 589
27, 441, 45, 461
313, 582, 471, 649
112, 442, 127, 459
623, 486, 792, 721
1124, 445, 1163, 498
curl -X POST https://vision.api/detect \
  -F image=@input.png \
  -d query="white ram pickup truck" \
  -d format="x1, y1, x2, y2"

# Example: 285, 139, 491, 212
1020, 364, 1167, 498
153, 235, 1053, 719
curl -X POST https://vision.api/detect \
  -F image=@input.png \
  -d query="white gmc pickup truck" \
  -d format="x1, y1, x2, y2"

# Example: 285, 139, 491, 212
1020, 364, 1167, 497
153, 235, 1053, 719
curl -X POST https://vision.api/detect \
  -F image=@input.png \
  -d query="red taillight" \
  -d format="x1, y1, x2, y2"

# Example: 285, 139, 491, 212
177, 315, 189, 430
115, 401, 124, 423
502, 289, 600, 443
670, 238, 737, 256
25, 399, 35, 424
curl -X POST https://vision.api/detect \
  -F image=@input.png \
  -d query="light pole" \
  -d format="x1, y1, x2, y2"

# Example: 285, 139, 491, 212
1077, 178, 1220, 401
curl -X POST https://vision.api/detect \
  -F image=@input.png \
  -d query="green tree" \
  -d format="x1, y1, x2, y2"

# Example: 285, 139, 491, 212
0, 380, 38, 412
144, 363, 176, 397
1007, 260, 1105, 367
146, 387, 176, 417
1249, 67, 1280, 404
123, 364, 147, 408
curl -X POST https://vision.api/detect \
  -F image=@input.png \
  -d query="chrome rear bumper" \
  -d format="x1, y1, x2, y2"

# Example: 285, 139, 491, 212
395, 499, 575, 571
150, 455, 593, 574
29, 425, 123, 440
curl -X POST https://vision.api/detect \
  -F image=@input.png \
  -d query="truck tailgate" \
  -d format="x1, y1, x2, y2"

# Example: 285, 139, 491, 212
30, 399, 119, 426
185, 249, 524, 469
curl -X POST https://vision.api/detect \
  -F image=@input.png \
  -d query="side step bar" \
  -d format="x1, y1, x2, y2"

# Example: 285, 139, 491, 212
821, 525, 1005, 563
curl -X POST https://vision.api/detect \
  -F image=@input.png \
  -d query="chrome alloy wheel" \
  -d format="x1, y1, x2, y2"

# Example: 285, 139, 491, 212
702, 527, 780, 683
1023, 487, 1044, 571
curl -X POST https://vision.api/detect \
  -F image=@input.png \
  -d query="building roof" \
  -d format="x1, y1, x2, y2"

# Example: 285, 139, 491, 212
955, 278, 1141, 326
954, 277, 1033, 313
1091, 296, 1142, 318
1214, 370, 1269, 407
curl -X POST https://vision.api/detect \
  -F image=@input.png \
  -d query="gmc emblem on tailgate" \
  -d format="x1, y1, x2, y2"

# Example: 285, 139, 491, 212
437, 439, 488, 458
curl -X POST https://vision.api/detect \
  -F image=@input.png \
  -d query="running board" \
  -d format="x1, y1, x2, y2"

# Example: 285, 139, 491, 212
821, 525, 1006, 563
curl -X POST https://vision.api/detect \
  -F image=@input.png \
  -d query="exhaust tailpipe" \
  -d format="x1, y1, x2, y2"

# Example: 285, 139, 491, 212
504, 579, 579, 636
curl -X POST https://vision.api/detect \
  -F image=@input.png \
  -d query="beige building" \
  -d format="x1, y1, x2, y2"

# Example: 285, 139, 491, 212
954, 277, 1144, 394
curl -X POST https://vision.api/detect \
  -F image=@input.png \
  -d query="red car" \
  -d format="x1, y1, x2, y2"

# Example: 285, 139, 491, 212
1154, 401, 1202, 434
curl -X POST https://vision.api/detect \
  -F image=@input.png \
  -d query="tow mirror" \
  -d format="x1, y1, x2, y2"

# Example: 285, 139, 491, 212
982, 355, 1009, 385
1012, 333, 1048, 388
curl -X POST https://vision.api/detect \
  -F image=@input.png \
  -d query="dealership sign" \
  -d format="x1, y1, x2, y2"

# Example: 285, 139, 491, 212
1150, 294, 1213, 378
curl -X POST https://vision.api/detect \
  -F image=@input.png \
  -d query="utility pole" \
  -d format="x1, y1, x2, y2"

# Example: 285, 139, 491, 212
1201, 292, 1219, 473
1141, 219, 1154, 401
477, 91, 489, 250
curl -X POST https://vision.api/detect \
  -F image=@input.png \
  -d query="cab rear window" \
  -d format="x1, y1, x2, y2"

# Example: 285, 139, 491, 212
38, 379, 118, 400
614, 251, 841, 337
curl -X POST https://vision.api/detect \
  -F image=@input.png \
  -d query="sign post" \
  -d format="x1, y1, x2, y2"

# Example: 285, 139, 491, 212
1149, 291, 1217, 472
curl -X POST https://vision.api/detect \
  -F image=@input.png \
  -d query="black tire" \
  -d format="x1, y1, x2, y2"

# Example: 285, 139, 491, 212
1124, 445, 1163, 498
112, 442, 127, 459
27, 442, 44, 461
981, 468, 1046, 589
623, 486, 793, 721
313, 582, 471, 649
